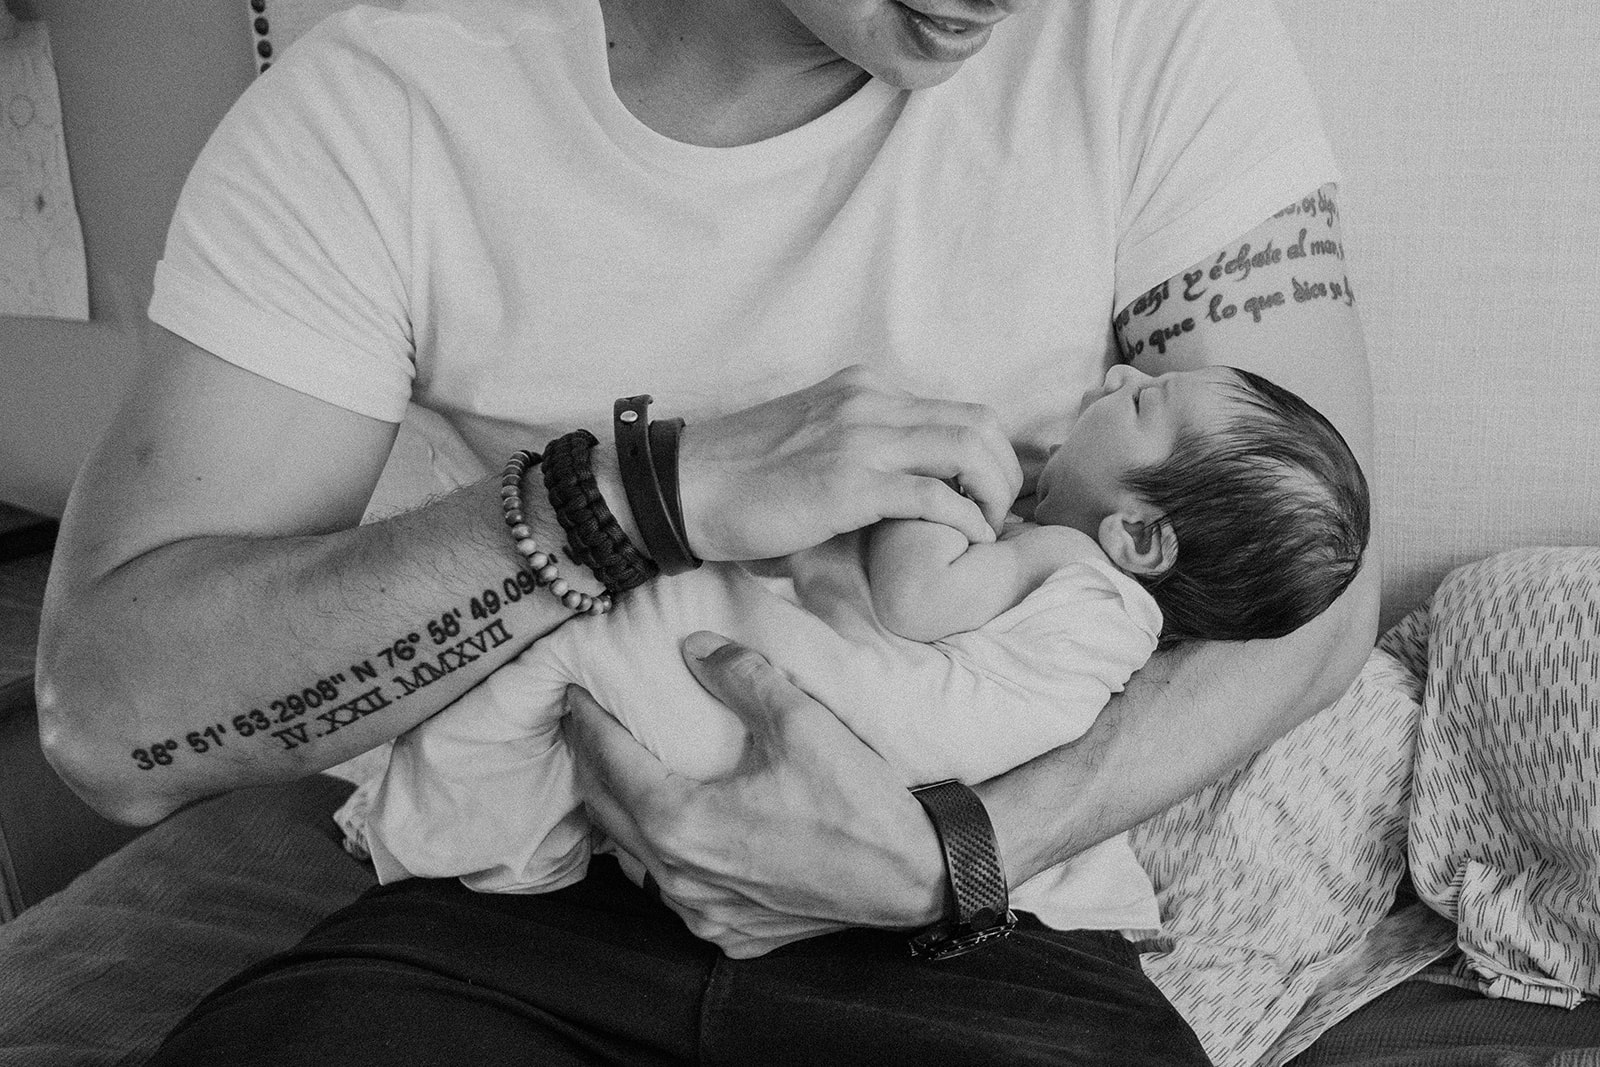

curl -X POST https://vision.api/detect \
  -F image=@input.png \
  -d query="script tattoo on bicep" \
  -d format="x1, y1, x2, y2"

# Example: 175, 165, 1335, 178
1114, 188, 1356, 363
125, 570, 539, 772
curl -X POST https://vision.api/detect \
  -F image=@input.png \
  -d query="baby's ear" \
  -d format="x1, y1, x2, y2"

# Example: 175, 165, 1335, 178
1097, 508, 1177, 577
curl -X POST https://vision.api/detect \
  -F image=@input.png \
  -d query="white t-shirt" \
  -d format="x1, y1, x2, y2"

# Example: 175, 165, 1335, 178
149, 0, 1335, 472
353, 532, 1164, 930
148, 0, 1336, 928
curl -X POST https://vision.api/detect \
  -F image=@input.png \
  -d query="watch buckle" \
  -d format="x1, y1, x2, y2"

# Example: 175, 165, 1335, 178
907, 909, 1018, 961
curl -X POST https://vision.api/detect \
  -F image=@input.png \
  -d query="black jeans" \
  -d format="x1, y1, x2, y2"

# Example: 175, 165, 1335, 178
149, 856, 1210, 1066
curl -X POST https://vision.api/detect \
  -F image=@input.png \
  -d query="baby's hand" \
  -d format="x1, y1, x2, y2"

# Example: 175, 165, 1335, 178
996, 513, 1032, 542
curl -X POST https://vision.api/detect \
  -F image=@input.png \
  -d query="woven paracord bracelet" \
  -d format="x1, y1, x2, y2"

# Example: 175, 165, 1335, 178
500, 448, 611, 616
542, 429, 660, 595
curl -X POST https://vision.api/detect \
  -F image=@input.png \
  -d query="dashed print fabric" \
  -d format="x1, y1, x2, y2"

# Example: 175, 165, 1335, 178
1409, 546, 1600, 1009
1130, 546, 1600, 1065
1130, 616, 1430, 1067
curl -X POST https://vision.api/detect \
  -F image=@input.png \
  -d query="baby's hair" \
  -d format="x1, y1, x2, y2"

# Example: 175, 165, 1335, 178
1121, 367, 1369, 646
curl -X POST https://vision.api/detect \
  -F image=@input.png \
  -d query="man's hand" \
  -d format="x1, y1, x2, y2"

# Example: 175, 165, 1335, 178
676, 366, 1022, 560
566, 631, 947, 959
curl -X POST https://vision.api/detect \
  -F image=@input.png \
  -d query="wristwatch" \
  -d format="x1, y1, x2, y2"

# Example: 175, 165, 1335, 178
907, 779, 1017, 960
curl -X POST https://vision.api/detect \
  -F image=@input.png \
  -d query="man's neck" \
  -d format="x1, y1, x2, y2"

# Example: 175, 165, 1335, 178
597, 0, 871, 147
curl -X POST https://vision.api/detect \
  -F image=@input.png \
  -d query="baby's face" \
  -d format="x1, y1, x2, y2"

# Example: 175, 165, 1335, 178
1032, 365, 1241, 534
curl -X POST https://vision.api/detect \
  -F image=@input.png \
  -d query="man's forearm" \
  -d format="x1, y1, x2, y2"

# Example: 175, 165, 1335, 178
977, 556, 1381, 886
36, 476, 586, 825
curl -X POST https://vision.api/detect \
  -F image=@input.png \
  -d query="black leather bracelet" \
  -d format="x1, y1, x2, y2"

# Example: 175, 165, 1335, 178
647, 416, 700, 572
613, 395, 700, 575
907, 780, 1016, 961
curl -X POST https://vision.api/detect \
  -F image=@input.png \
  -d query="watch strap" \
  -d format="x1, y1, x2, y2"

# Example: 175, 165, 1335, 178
907, 779, 1016, 960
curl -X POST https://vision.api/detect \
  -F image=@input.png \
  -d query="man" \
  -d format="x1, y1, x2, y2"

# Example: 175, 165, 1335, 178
38, 0, 1374, 1059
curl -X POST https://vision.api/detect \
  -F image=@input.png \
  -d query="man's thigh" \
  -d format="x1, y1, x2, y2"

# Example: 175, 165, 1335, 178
148, 862, 713, 1066
710, 922, 1210, 1066
148, 859, 1207, 1066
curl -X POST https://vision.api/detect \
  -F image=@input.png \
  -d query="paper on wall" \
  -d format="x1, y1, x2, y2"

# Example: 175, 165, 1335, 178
0, 17, 88, 321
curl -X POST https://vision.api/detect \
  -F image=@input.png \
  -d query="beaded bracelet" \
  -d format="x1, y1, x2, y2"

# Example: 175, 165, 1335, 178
542, 429, 660, 595
500, 449, 611, 616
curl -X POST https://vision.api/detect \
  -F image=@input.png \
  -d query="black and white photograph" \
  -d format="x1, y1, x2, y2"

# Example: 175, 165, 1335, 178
1, 2, 1597, 1063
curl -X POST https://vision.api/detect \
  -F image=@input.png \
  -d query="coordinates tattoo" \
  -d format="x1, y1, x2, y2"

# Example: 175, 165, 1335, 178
127, 569, 541, 771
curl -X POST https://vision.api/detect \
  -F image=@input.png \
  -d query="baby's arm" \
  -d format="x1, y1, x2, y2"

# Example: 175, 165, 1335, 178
867, 518, 1100, 642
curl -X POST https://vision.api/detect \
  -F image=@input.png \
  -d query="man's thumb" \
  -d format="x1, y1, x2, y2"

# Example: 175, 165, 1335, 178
681, 631, 795, 737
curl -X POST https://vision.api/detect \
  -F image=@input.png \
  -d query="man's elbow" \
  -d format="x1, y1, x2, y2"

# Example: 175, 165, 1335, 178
33, 665, 185, 827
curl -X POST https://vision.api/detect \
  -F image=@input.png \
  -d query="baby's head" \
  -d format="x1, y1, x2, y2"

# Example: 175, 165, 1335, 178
1035, 364, 1369, 645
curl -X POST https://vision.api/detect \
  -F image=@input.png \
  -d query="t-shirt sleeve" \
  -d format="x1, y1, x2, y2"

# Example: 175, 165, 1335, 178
148, 13, 415, 422
1112, 0, 1339, 308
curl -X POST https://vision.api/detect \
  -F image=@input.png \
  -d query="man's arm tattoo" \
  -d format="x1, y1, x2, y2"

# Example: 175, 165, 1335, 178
1113, 189, 1355, 363
126, 569, 537, 771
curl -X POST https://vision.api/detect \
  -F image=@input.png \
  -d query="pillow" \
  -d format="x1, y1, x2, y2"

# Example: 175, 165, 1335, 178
1130, 610, 1452, 1067
1408, 546, 1600, 1008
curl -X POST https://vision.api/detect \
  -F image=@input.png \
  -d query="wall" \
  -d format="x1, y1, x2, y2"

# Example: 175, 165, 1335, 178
1278, 1, 1600, 624
0, 0, 253, 516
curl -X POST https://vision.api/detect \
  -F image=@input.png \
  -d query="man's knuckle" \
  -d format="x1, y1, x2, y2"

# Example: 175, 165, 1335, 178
742, 665, 802, 714
715, 645, 767, 683
723, 940, 756, 959
915, 477, 948, 510
958, 400, 993, 427
838, 422, 868, 443
701, 900, 741, 928
723, 655, 784, 713
682, 912, 721, 939
835, 390, 875, 425
649, 819, 700, 870
638, 805, 689, 857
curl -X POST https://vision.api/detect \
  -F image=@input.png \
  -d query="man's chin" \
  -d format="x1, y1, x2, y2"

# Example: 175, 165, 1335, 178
868, 60, 967, 91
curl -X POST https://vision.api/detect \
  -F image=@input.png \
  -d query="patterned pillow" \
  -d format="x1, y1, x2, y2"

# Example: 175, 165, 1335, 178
1408, 546, 1600, 1008
1130, 612, 1441, 1067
